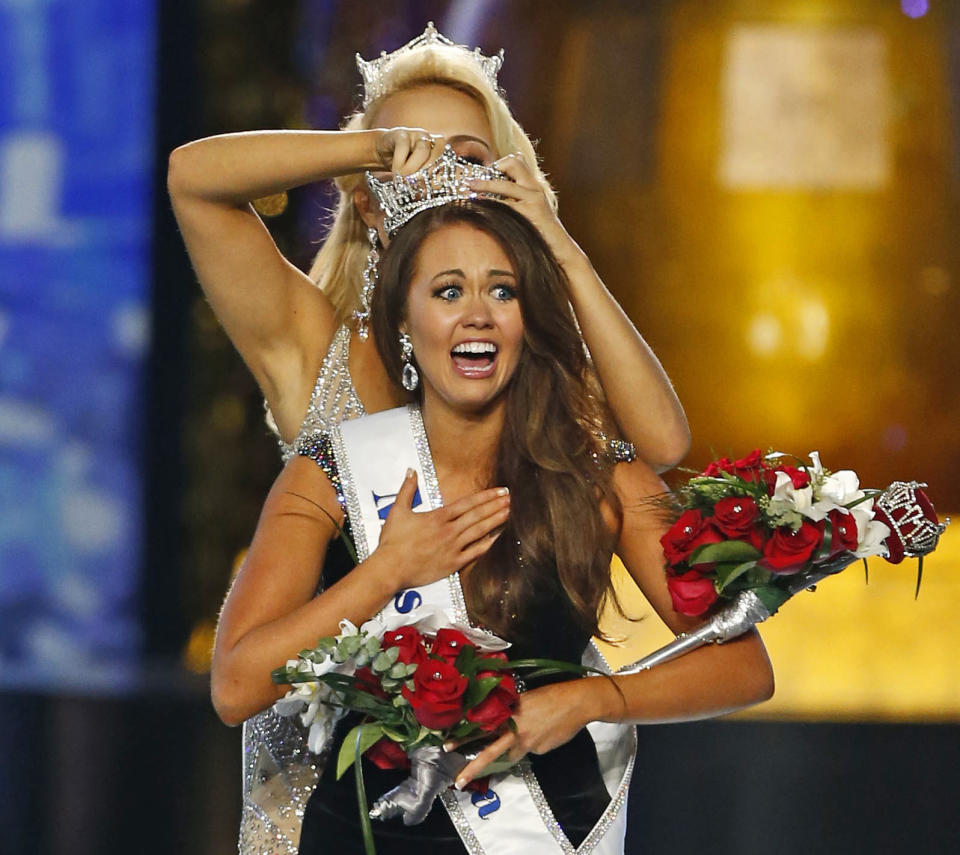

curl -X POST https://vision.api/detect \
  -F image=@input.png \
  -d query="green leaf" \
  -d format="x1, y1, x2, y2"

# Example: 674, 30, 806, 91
340, 635, 363, 657
715, 560, 758, 594
449, 720, 481, 740
501, 657, 594, 676
364, 635, 382, 657
336, 723, 384, 780
372, 651, 393, 673
454, 644, 477, 676
388, 662, 408, 679
752, 586, 791, 616
270, 666, 293, 685
380, 726, 407, 743
463, 675, 502, 709
744, 566, 773, 588
690, 540, 762, 566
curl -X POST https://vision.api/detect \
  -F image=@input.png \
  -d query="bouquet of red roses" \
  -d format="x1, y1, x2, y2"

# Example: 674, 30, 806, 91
271, 608, 587, 848
622, 450, 948, 674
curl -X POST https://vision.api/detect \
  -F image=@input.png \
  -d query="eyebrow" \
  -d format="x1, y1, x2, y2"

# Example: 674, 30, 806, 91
430, 268, 516, 281
448, 134, 492, 150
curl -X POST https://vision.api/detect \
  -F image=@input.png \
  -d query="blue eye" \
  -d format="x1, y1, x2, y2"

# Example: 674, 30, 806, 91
434, 284, 461, 301
491, 283, 516, 301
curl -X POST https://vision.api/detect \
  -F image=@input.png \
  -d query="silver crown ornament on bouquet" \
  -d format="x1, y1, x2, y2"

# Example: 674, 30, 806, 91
366, 145, 507, 236
356, 22, 504, 109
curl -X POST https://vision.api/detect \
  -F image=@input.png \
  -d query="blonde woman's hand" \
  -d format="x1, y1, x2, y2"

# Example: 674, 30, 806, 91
464, 153, 579, 266
374, 128, 445, 176
375, 469, 510, 590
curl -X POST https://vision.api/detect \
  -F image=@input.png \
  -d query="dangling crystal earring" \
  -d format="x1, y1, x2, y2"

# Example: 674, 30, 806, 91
355, 227, 380, 340
399, 332, 419, 392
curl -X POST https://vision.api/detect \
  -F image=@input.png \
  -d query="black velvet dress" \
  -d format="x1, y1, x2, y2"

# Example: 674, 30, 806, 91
296, 538, 615, 854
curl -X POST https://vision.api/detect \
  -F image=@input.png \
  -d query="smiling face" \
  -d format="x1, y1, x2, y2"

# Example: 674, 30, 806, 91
402, 222, 523, 416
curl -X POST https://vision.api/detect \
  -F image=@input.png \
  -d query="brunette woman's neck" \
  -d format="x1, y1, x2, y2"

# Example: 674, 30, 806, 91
420, 398, 504, 500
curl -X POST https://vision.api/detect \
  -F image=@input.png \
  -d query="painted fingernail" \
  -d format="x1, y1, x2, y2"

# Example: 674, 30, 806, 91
442, 741, 454, 752
496, 487, 509, 496
455, 777, 467, 791
406, 468, 415, 479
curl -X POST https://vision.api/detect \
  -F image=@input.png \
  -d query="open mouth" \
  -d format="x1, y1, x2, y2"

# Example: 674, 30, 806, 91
451, 340, 498, 378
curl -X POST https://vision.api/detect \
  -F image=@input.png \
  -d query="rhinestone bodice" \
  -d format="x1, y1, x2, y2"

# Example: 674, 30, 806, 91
241, 323, 364, 854
275, 324, 365, 463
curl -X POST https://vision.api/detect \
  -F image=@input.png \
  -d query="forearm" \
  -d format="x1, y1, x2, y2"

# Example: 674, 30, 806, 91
212, 549, 398, 726
551, 233, 690, 471
587, 630, 774, 726
168, 129, 383, 205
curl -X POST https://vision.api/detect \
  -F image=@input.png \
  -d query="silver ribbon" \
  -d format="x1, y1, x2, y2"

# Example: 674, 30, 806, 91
368, 746, 467, 826
620, 551, 861, 673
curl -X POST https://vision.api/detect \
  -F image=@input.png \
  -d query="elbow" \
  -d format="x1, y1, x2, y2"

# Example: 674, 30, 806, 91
661, 431, 691, 471
752, 664, 776, 705
650, 425, 691, 473
210, 655, 265, 727
210, 673, 247, 727
742, 639, 776, 707
166, 144, 194, 199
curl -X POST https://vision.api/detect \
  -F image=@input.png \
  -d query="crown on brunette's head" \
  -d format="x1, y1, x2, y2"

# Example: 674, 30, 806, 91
365, 145, 506, 236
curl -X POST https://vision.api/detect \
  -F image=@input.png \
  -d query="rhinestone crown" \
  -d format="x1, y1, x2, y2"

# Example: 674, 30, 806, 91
366, 144, 506, 236
356, 21, 504, 109
874, 480, 949, 559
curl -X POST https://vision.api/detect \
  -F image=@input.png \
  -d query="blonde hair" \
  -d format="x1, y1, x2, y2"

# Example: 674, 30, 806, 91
308, 44, 557, 325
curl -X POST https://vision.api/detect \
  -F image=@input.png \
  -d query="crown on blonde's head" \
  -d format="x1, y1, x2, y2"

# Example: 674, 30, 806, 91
356, 22, 504, 109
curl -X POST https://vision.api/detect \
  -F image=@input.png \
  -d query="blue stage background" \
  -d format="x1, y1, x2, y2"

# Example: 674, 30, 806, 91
0, 1, 154, 686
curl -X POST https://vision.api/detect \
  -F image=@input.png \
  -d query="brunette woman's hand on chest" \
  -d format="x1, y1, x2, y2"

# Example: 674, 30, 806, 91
373, 469, 511, 591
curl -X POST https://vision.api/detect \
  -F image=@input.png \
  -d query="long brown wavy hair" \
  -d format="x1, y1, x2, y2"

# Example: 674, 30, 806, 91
372, 201, 622, 640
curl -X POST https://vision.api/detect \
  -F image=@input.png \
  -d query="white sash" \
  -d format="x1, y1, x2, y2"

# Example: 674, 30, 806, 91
331, 405, 636, 854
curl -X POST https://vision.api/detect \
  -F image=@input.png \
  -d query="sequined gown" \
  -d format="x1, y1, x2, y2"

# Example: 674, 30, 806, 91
293, 431, 615, 854
239, 324, 364, 854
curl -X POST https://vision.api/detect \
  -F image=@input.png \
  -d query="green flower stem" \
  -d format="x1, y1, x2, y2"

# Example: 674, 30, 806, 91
355, 727, 377, 855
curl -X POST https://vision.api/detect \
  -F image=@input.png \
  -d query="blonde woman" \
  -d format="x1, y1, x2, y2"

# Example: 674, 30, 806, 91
168, 24, 690, 853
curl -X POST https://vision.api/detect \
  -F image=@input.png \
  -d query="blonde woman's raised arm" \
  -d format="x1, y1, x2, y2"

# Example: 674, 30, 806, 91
167, 128, 439, 441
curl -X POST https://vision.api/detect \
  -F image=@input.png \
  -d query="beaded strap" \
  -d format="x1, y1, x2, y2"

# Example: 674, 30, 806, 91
294, 430, 346, 511
607, 438, 636, 463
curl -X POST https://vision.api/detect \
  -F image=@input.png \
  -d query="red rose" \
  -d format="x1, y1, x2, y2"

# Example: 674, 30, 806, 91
465, 776, 491, 794
365, 737, 411, 771
760, 520, 825, 573
733, 449, 767, 482
660, 510, 725, 566
382, 626, 428, 666
711, 496, 760, 538
354, 666, 388, 700
401, 658, 468, 730
763, 465, 810, 495
702, 457, 734, 477
873, 486, 940, 564
430, 628, 475, 664
666, 570, 718, 616
827, 509, 858, 556
465, 671, 518, 732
